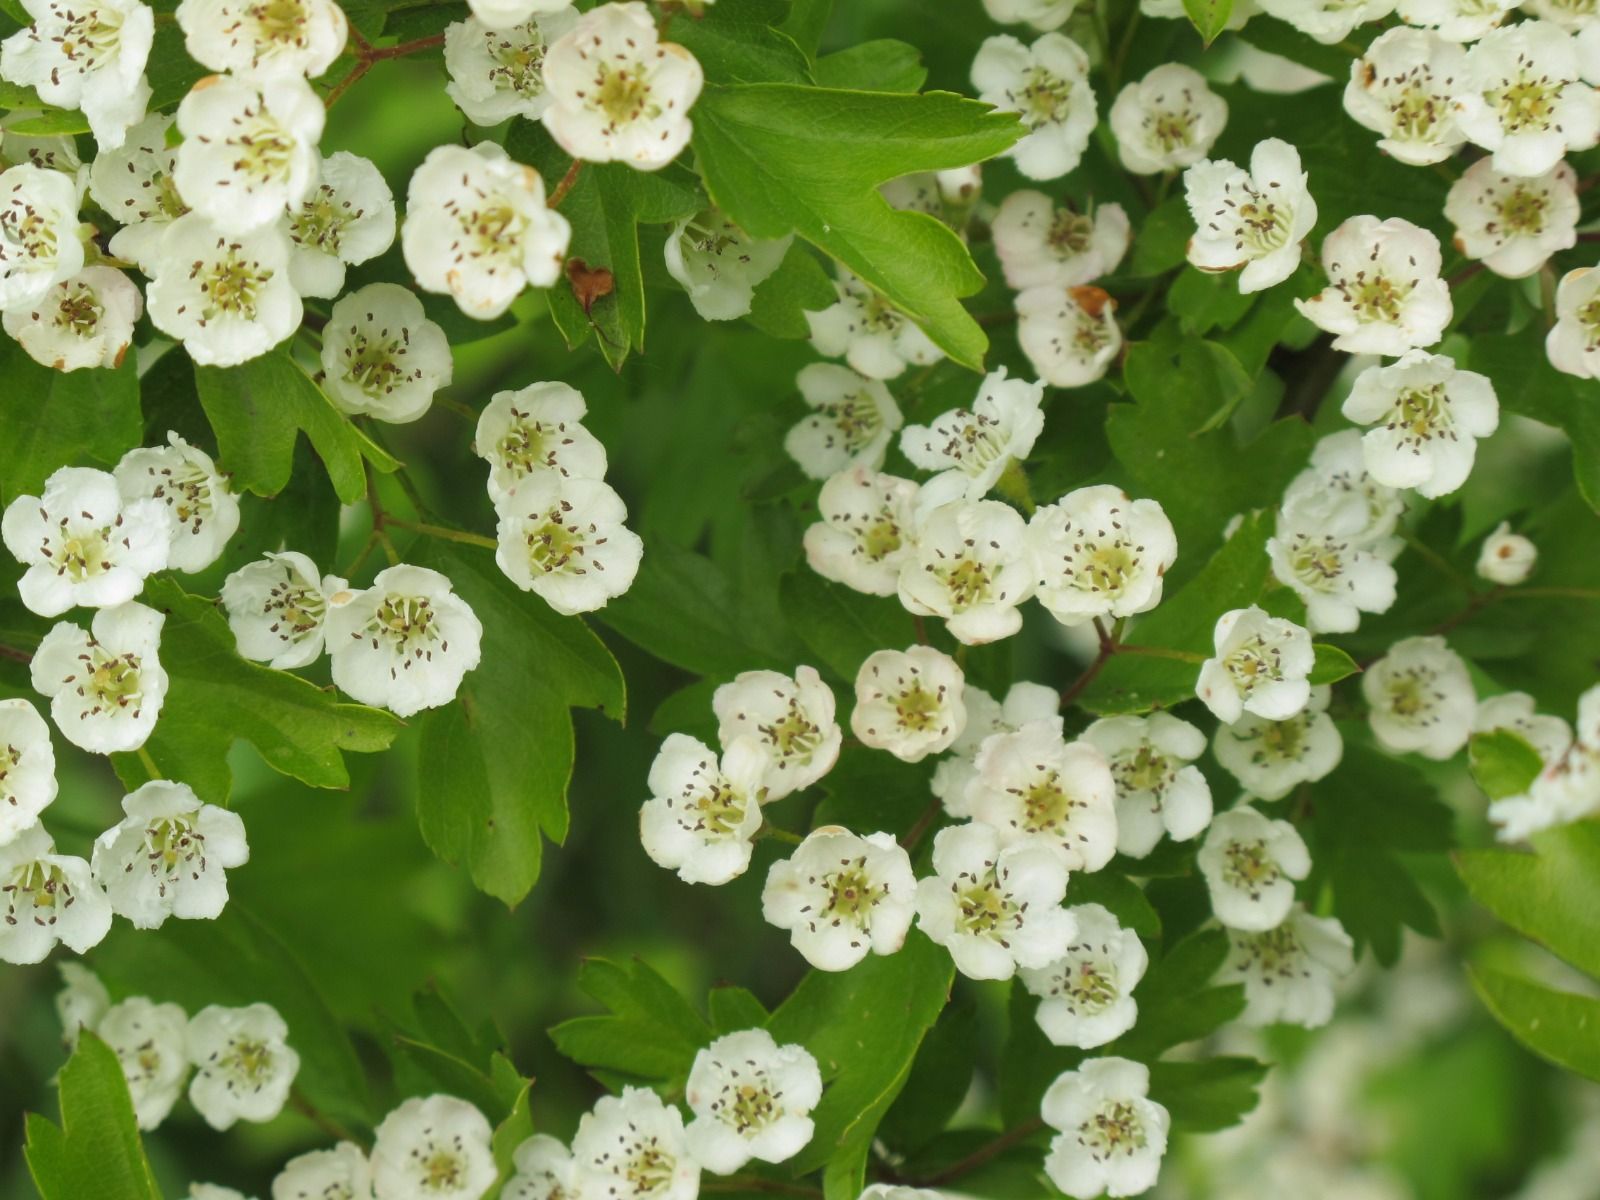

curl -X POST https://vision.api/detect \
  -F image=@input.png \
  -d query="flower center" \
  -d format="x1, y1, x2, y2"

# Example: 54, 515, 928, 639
682, 775, 751, 838
1019, 65, 1073, 126
1387, 80, 1443, 140
361, 594, 444, 663
1288, 534, 1349, 588
487, 26, 550, 94
1258, 713, 1308, 761
1047, 210, 1094, 256
46, 518, 114, 581
1148, 106, 1198, 152
622, 1140, 675, 1196
1235, 923, 1304, 977
955, 875, 1018, 938
760, 702, 824, 761
1114, 743, 1172, 794
140, 813, 207, 893
934, 556, 994, 611
195, 242, 275, 320
290, 185, 364, 254
1492, 76, 1557, 134
820, 861, 885, 922
1384, 668, 1440, 722
1222, 635, 1285, 695
1579, 296, 1600, 348
419, 1146, 467, 1192
1078, 1100, 1147, 1160
1015, 768, 1080, 835
857, 517, 902, 563
262, 574, 326, 642
1494, 182, 1547, 234
77, 642, 146, 715
220, 1036, 275, 1085
1221, 837, 1280, 895
1233, 188, 1292, 255
55, 3, 125, 70
1389, 382, 1454, 446
1065, 959, 1119, 1011
1, 196, 63, 264
595, 62, 657, 126
817, 389, 886, 452
224, 108, 299, 188
139, 458, 218, 529
890, 681, 943, 733
722, 1081, 779, 1134
524, 507, 598, 578
2, 857, 77, 927
53, 283, 104, 337
247, 0, 313, 49
1341, 272, 1410, 323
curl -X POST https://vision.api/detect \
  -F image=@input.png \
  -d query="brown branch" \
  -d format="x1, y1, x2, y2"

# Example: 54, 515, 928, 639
548, 159, 583, 208
0, 643, 31, 665
908, 1117, 1046, 1188
324, 32, 445, 109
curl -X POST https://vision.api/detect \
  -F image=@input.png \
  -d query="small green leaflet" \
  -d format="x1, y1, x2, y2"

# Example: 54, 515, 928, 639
25, 1033, 163, 1200
1183, 0, 1235, 44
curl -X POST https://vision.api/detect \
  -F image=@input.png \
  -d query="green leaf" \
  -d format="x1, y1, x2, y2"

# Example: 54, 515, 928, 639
416, 544, 625, 906
668, 0, 812, 84
744, 240, 839, 338
0, 341, 141, 502
877, 997, 979, 1154
1149, 1056, 1267, 1131
1128, 198, 1191, 277
1456, 822, 1600, 981
691, 83, 1022, 370
1182, 0, 1234, 43
815, 40, 928, 93
549, 958, 712, 1088
109, 578, 402, 803
1467, 729, 1544, 801
492, 1082, 536, 1179
25, 1033, 162, 1200
1468, 964, 1600, 1082
6, 107, 89, 135
194, 349, 397, 504
779, 569, 919, 683
1309, 643, 1361, 686
708, 985, 770, 1033
1065, 870, 1162, 940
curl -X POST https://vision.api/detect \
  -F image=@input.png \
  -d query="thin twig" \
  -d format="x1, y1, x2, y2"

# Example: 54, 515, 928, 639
548, 159, 584, 208
383, 516, 498, 551
289, 1088, 363, 1147
324, 32, 445, 109
908, 1118, 1046, 1187
0, 643, 30, 665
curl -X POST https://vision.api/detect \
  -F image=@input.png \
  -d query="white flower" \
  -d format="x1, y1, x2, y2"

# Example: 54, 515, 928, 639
3, 466, 172, 619
1041, 1056, 1170, 1199
91, 780, 249, 927
880, 172, 945, 221
684, 1029, 822, 1174
145, 215, 302, 366
1547, 265, 1600, 378
1, 0, 151, 150
176, 0, 346, 78
494, 475, 643, 615
931, 682, 1062, 817
785, 362, 903, 478
713, 667, 840, 799
898, 499, 1035, 645
1396, 0, 1517, 40
191, 1187, 253, 1200
761, 826, 917, 971
640, 734, 766, 886
1197, 607, 1314, 724
1295, 216, 1451, 355
55, 961, 110, 1049
474, 380, 607, 503
915, 820, 1074, 980
1342, 28, 1467, 166
1446, 158, 1578, 279
1476, 521, 1537, 585
115, 432, 241, 573
321, 283, 453, 424
664, 207, 790, 321
221, 552, 349, 670
283, 152, 396, 299
1282, 429, 1407, 554
1197, 804, 1310, 931
571, 1087, 700, 1200
2, 265, 142, 372
89, 113, 186, 273
371, 1095, 498, 1200
174, 75, 323, 235
185, 1003, 300, 1131
900, 368, 1044, 505
468, 0, 571, 31
1363, 634, 1476, 759
802, 467, 919, 597
1, 124, 87, 186
540, 1, 704, 170
851, 646, 967, 763
1083, 714, 1212, 859
992, 191, 1130, 290
1016, 284, 1122, 387
445, 9, 577, 126
981, 0, 1079, 29
99, 996, 189, 1129
1019, 904, 1148, 1049
804, 273, 941, 381
501, 1136, 575, 1200
1474, 691, 1572, 763
1028, 485, 1177, 629
325, 564, 483, 717
1456, 21, 1600, 176
1582, 21, 1600, 80
0, 163, 85, 311
1213, 684, 1343, 800
1527, 0, 1599, 30
1184, 138, 1316, 294
1256, 0, 1395, 41
970, 32, 1096, 180
1109, 63, 1228, 175
402, 141, 571, 319
936, 164, 983, 207
272, 1142, 374, 1200
1341, 351, 1499, 497
1267, 513, 1397, 633
1488, 691, 1600, 840
31, 602, 168, 754
1219, 905, 1355, 1028
965, 722, 1118, 871
0, 824, 109, 964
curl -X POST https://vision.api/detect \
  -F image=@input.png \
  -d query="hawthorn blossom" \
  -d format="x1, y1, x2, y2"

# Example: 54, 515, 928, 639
1363, 635, 1476, 759
185, 1003, 300, 1131
802, 467, 919, 597
1282, 429, 1407, 555
805, 272, 941, 381
99, 996, 190, 1129
115, 432, 241, 573
1456, 20, 1600, 176
898, 499, 1035, 645
371, 1095, 498, 1200
0, 0, 151, 151
2, 265, 142, 371
321, 283, 453, 424
1019, 903, 1148, 1048
899, 368, 1045, 502
1184, 138, 1317, 293
494, 474, 643, 615
850, 646, 967, 763
1256, 0, 1395, 41
271, 1143, 373, 1200
1198, 804, 1311, 931
55, 961, 110, 1049
762, 826, 917, 971
931, 682, 1062, 817
89, 113, 186, 272
1083, 713, 1212, 858
1488, 687, 1600, 840
966, 722, 1118, 871
970, 32, 1097, 180
0, 163, 86, 312
664, 207, 790, 321
0, 698, 57, 846
2, 465, 171, 617
221, 552, 350, 670
992, 191, 1130, 289
445, 8, 576, 126
283, 152, 396, 298
0, 824, 110, 964
1219, 905, 1355, 1028
468, 0, 572, 31
501, 1136, 576, 1200
176, 0, 347, 78
402, 141, 571, 319
684, 1029, 822, 1173
1341, 28, 1467, 166
1, 124, 87, 184
1474, 691, 1572, 763
571, 1087, 700, 1200
1041, 1057, 1170, 1199
540, 1, 704, 170
1267, 512, 1398, 633
1341, 351, 1499, 498
1015, 283, 1122, 386
713, 667, 840, 799
1197, 606, 1314, 724
1547, 265, 1600, 378
1213, 684, 1343, 800
474, 380, 608, 503
1527, 0, 1600, 29
1476, 521, 1537, 585
981, 0, 1078, 28
1028, 485, 1177, 628
914, 820, 1075, 980
92, 780, 249, 927
1113, 64, 1229, 179
785, 362, 903, 479
1446, 158, 1578, 279
1295, 216, 1451, 355
1396, 0, 1518, 41
639, 734, 766, 886
31, 602, 168, 754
